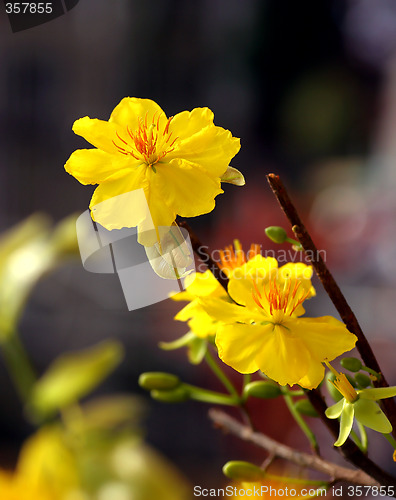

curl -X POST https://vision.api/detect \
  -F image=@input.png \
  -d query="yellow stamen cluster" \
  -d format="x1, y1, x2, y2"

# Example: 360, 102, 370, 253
219, 240, 260, 276
252, 277, 310, 317
325, 361, 359, 403
113, 111, 177, 166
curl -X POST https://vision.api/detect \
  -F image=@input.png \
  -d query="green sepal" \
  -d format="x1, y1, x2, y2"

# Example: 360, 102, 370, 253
158, 331, 196, 351
334, 401, 354, 447
220, 166, 245, 186
222, 461, 264, 481
359, 386, 396, 400
341, 357, 362, 372
243, 380, 281, 399
139, 372, 180, 391
325, 398, 345, 419
294, 399, 319, 417
187, 336, 207, 365
354, 399, 392, 433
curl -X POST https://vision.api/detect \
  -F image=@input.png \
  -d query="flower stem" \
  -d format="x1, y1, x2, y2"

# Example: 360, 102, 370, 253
282, 391, 319, 454
384, 433, 396, 451
184, 384, 240, 406
0, 331, 37, 402
204, 349, 239, 399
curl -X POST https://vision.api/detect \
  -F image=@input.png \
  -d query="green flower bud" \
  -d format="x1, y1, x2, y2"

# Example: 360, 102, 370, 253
243, 381, 281, 399
265, 226, 288, 244
139, 372, 180, 391
222, 461, 264, 481
294, 399, 319, 417
355, 373, 371, 389
340, 357, 362, 373
150, 385, 190, 403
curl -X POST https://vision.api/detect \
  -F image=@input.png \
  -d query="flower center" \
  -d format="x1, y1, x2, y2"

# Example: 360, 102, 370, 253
219, 240, 261, 276
252, 277, 310, 322
112, 111, 178, 167
325, 361, 359, 403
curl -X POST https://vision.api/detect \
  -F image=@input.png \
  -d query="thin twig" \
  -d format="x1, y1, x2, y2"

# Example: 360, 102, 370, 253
178, 221, 229, 291
266, 173, 396, 434
209, 409, 379, 487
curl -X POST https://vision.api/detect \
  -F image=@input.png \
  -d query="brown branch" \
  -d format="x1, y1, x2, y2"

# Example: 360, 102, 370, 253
266, 173, 396, 434
178, 220, 229, 291
209, 409, 379, 487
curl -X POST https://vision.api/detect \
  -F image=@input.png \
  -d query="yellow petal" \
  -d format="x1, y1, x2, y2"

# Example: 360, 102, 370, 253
168, 115, 240, 177
183, 270, 225, 298
254, 325, 311, 386
167, 108, 215, 140
199, 296, 258, 324
297, 359, 325, 389
175, 301, 218, 339
215, 324, 265, 373
149, 158, 223, 217
285, 316, 357, 362
109, 97, 167, 130
64, 149, 134, 185
89, 166, 149, 229
72, 116, 121, 154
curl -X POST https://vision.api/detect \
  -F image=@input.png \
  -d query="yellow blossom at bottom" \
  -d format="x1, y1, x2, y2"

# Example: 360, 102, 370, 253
229, 479, 326, 499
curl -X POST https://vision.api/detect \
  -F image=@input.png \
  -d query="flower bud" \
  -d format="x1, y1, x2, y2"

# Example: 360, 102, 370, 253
222, 461, 264, 481
243, 381, 281, 399
340, 357, 362, 373
139, 372, 180, 391
150, 385, 190, 403
265, 226, 288, 244
294, 399, 319, 417
355, 373, 371, 389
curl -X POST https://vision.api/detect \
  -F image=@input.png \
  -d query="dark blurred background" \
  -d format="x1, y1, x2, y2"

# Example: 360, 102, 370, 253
1, 0, 396, 487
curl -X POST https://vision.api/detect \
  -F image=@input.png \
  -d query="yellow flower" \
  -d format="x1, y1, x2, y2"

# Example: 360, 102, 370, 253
199, 258, 357, 389
65, 98, 242, 245
172, 241, 260, 339
0, 426, 79, 500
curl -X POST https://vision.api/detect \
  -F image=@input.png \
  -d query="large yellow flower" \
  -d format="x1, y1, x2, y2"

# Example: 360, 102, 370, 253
65, 98, 241, 245
199, 258, 357, 389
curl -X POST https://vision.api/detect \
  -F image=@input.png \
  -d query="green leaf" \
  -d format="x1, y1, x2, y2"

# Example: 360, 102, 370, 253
29, 340, 124, 417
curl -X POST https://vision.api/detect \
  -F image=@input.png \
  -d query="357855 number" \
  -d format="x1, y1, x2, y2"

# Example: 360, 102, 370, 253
5, 3, 53, 14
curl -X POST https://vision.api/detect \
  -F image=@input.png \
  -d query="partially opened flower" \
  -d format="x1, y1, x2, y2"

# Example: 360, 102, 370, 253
325, 365, 396, 446
65, 98, 242, 246
199, 259, 357, 389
